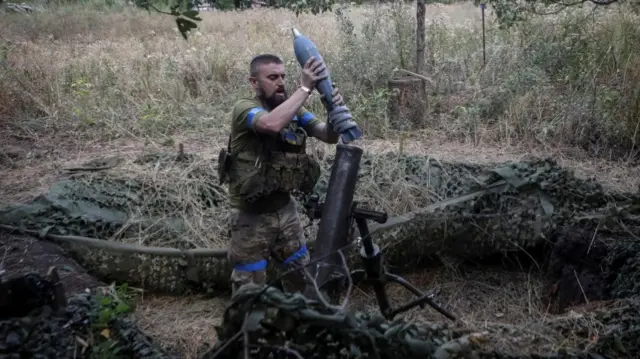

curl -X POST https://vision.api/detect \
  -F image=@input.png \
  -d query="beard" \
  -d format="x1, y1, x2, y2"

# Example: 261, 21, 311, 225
258, 87, 288, 109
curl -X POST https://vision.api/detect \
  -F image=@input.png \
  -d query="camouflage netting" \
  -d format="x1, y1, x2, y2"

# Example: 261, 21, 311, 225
0, 271, 174, 359
358, 154, 638, 261
0, 151, 638, 299
204, 284, 640, 359
0, 152, 225, 244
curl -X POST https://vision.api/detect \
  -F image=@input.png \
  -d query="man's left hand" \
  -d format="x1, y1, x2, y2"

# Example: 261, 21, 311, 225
321, 82, 345, 107
330, 86, 345, 107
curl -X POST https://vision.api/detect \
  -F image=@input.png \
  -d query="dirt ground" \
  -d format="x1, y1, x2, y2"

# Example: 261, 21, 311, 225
0, 232, 103, 296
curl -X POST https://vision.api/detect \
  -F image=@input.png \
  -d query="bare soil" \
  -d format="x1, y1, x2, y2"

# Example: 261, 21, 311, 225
0, 232, 103, 296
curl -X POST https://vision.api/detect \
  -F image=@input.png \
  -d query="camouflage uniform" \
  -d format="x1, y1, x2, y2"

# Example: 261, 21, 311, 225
219, 96, 323, 297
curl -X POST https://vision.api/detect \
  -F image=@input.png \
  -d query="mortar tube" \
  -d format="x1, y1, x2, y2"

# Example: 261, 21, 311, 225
309, 144, 364, 299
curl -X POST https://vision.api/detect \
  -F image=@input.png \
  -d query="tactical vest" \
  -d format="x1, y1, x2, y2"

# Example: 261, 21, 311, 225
218, 116, 321, 203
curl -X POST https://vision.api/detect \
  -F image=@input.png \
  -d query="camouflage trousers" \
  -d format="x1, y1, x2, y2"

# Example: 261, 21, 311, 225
227, 195, 312, 298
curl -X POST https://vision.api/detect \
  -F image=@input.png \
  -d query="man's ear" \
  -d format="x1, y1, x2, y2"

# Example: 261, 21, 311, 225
249, 77, 258, 88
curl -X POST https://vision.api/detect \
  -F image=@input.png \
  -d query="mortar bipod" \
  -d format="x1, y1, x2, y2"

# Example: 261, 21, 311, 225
303, 194, 456, 322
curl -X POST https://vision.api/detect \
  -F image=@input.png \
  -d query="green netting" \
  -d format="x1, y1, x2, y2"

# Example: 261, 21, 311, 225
205, 283, 640, 359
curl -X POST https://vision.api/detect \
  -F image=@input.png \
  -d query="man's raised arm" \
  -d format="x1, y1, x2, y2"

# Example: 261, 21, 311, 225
254, 88, 311, 134
255, 56, 327, 135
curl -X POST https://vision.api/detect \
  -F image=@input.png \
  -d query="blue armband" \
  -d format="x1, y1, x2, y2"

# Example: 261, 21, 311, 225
234, 259, 268, 272
246, 107, 266, 128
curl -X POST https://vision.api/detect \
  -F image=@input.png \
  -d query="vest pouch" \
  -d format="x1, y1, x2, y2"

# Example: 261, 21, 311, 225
264, 154, 283, 193
301, 157, 321, 193
237, 166, 269, 203
267, 152, 321, 194
267, 153, 298, 193
282, 153, 302, 193
217, 148, 232, 184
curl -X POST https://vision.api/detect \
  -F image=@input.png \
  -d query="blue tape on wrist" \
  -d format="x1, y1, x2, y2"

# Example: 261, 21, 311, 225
234, 259, 268, 272
282, 243, 308, 265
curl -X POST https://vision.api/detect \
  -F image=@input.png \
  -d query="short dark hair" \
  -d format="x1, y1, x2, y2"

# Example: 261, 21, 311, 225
250, 54, 283, 77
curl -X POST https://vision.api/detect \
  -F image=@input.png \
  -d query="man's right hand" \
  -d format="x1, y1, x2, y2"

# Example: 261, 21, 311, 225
254, 57, 326, 135
299, 56, 328, 90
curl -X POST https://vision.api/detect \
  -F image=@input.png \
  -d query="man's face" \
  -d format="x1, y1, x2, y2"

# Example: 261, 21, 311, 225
251, 62, 287, 109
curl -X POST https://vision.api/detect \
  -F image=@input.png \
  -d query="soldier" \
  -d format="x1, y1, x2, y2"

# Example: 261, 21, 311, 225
218, 53, 355, 297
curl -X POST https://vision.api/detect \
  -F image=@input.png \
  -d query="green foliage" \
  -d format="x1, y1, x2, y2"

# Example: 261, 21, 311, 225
213, 0, 240, 10
135, 0, 202, 39
473, 0, 526, 28
90, 283, 139, 359
475, 0, 637, 28
134, 0, 337, 39
277, 0, 336, 16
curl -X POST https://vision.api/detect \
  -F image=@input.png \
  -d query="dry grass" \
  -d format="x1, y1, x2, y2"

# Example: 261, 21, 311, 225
133, 293, 229, 359
2, 1, 640, 150
344, 267, 547, 326
1, 1, 640, 357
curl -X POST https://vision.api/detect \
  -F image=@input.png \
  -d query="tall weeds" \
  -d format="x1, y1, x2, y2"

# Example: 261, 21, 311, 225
1, 0, 639, 159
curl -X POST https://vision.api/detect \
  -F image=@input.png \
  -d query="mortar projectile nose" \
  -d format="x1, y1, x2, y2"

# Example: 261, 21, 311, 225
292, 28, 302, 37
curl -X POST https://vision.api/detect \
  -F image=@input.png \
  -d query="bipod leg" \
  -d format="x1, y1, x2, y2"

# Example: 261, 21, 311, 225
354, 216, 456, 322
349, 269, 367, 287
385, 274, 457, 321
358, 245, 392, 317
357, 251, 456, 321
384, 273, 427, 308
354, 218, 395, 319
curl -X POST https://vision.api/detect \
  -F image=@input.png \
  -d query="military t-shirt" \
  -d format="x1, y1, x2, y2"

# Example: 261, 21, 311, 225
227, 96, 322, 212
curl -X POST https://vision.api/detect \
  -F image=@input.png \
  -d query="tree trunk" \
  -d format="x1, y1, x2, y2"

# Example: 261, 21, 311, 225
414, 0, 428, 125
416, 0, 426, 75
387, 76, 424, 130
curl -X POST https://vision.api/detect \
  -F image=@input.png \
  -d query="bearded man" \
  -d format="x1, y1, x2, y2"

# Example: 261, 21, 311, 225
218, 53, 358, 297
